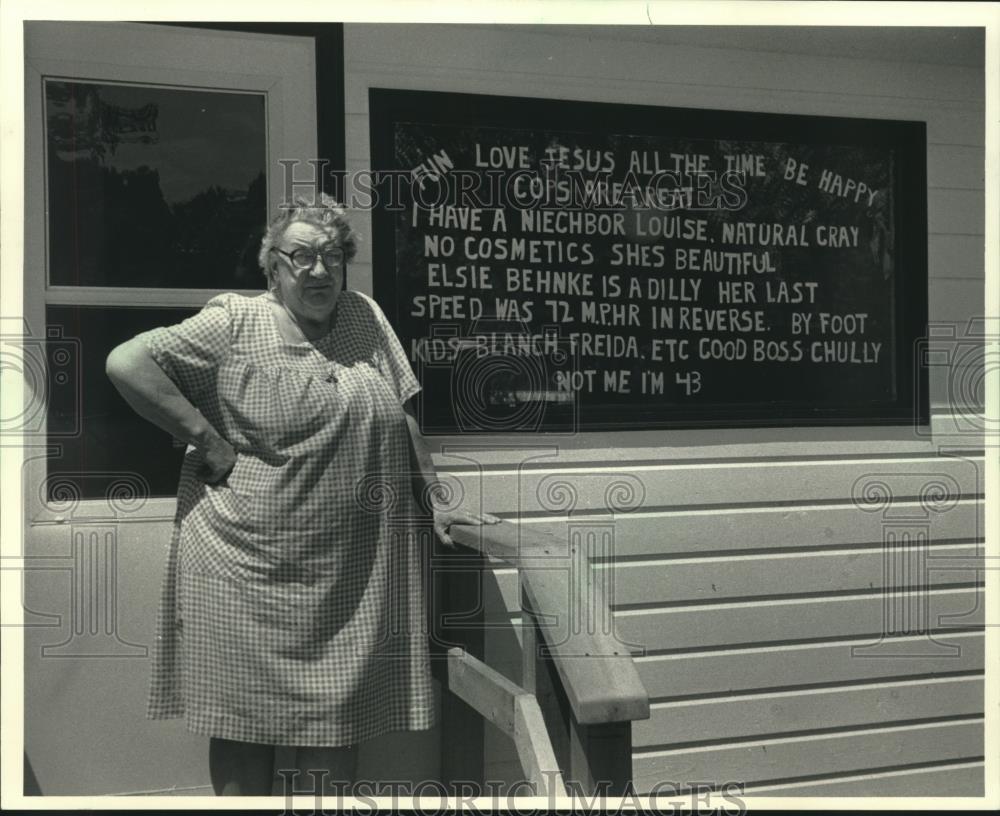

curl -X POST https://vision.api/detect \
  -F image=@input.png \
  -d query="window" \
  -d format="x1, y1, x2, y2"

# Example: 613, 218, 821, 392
23, 21, 318, 512
45, 80, 267, 290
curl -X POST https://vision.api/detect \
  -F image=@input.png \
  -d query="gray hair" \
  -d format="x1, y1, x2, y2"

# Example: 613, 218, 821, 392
258, 194, 359, 284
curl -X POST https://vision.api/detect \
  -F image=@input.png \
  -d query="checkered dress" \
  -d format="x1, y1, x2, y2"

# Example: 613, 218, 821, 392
141, 291, 435, 746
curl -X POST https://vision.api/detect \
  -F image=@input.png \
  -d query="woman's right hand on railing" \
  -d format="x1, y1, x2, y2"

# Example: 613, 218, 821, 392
433, 508, 502, 548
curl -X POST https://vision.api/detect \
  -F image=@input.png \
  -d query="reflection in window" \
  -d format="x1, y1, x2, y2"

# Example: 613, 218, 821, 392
45, 80, 267, 289
46, 305, 200, 501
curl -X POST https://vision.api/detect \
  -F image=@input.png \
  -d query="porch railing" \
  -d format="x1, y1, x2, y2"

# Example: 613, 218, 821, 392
431, 521, 650, 796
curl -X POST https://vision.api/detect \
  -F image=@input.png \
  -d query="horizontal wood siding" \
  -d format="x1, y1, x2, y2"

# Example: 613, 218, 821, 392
634, 677, 983, 747
634, 631, 985, 699
747, 761, 984, 796
493, 541, 984, 605
632, 721, 983, 792
437, 456, 985, 516
614, 588, 983, 653
343, 24, 985, 796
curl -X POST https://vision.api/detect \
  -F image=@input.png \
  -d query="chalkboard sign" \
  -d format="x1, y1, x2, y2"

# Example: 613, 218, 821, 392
369, 88, 927, 433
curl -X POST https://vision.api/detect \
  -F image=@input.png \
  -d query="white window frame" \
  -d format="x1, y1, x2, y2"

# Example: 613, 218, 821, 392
23, 21, 318, 524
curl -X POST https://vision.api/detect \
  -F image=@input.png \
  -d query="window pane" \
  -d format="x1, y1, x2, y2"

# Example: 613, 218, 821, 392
46, 305, 200, 501
45, 80, 267, 289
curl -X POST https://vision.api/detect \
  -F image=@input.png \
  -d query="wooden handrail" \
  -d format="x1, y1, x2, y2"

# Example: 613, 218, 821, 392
449, 522, 650, 726
433, 518, 650, 794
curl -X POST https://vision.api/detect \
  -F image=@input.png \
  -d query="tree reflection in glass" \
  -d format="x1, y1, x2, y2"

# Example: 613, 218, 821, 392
45, 80, 267, 289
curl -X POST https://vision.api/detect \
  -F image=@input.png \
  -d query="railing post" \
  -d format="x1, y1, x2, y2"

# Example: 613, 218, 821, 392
449, 521, 648, 798
565, 718, 633, 797
522, 583, 634, 798
522, 585, 568, 776
432, 535, 487, 786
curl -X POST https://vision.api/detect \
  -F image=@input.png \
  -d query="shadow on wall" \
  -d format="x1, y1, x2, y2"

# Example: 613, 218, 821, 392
25, 753, 42, 795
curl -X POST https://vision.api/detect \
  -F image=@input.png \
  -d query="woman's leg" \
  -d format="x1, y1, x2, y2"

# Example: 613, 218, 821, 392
291, 745, 359, 795
208, 737, 276, 796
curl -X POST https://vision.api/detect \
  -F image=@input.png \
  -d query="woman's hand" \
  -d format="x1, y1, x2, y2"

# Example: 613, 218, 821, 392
106, 336, 232, 482
433, 508, 502, 548
400, 398, 502, 547
197, 434, 237, 484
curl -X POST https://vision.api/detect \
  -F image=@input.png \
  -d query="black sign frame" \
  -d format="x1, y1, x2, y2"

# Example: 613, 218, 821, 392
369, 87, 929, 432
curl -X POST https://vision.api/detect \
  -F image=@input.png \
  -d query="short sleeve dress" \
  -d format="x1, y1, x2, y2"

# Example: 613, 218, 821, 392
141, 290, 434, 746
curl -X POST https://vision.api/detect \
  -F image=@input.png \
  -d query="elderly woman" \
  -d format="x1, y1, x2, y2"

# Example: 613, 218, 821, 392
106, 195, 499, 796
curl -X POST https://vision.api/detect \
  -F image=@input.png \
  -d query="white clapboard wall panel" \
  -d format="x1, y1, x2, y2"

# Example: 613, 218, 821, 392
539, 588, 985, 653
926, 145, 985, 190
929, 189, 985, 235
428, 427, 979, 463
433, 455, 984, 516
930, 376, 984, 411
634, 631, 985, 699
344, 30, 983, 106
610, 542, 983, 603
928, 312, 980, 419
633, 677, 983, 748
346, 65, 983, 119
477, 455, 986, 793
525, 499, 985, 556
747, 761, 985, 796
491, 542, 983, 609
346, 55, 982, 107
347, 24, 983, 103
928, 234, 984, 280
928, 279, 986, 322
343, 24, 985, 795
631, 720, 983, 793
344, 68, 983, 148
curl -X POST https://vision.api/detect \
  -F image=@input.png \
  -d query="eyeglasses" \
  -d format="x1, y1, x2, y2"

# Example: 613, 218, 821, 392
273, 246, 345, 271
